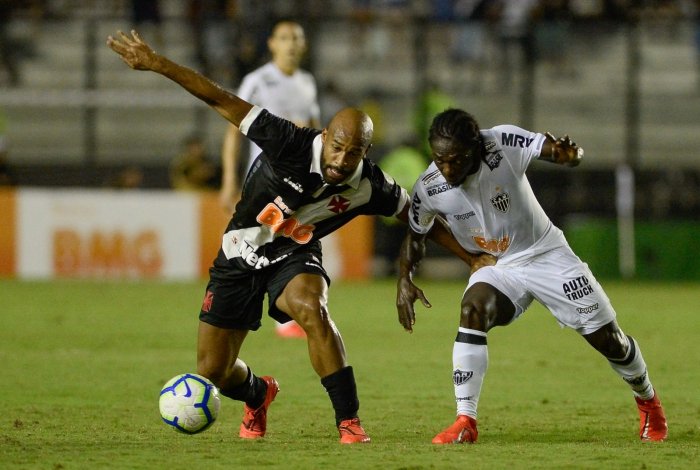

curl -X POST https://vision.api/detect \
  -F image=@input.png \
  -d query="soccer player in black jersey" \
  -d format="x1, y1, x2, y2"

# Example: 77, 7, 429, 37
107, 30, 493, 444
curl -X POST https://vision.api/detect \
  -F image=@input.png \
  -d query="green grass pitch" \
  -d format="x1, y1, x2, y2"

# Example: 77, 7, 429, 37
1, 278, 699, 469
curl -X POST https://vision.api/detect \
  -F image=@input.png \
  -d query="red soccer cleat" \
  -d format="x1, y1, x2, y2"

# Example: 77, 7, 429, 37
635, 391, 668, 442
276, 321, 307, 339
338, 417, 371, 444
432, 415, 478, 444
239, 376, 279, 439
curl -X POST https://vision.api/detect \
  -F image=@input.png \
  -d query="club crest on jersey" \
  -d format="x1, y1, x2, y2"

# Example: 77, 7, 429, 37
453, 369, 473, 386
327, 194, 350, 214
490, 192, 510, 212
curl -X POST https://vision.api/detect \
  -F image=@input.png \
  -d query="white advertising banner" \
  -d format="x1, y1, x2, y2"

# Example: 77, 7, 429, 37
17, 189, 199, 279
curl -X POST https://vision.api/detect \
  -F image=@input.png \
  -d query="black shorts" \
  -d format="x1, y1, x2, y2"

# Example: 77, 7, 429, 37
198, 242, 330, 330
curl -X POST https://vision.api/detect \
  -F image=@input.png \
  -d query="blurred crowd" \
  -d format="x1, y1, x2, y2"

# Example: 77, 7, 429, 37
1, 0, 699, 88
0, 0, 698, 226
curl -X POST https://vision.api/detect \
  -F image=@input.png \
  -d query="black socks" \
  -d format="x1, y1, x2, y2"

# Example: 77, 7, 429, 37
219, 367, 268, 409
321, 366, 360, 425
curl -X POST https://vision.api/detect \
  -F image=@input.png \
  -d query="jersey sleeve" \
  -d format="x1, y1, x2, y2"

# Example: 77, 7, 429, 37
492, 124, 546, 175
240, 107, 312, 161
362, 162, 410, 217
407, 180, 436, 235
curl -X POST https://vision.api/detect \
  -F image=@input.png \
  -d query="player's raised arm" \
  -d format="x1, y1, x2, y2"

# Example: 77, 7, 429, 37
539, 132, 583, 167
106, 30, 252, 127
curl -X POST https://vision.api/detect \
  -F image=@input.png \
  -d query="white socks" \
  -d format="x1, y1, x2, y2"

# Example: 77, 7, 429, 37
453, 327, 488, 419
607, 335, 654, 400
450, 329, 654, 421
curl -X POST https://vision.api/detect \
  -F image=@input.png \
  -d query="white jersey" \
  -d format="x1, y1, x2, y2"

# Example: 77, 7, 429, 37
408, 124, 568, 266
237, 62, 320, 173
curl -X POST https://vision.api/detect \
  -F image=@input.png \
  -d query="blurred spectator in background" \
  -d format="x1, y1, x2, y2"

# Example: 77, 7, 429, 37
186, 0, 238, 85
441, 0, 493, 93
0, 0, 19, 87
414, 82, 454, 158
0, 0, 42, 87
533, 0, 577, 81
105, 165, 144, 189
351, 0, 413, 62
492, 0, 539, 92
359, 88, 387, 153
170, 134, 217, 191
129, 0, 163, 52
693, 0, 700, 90
451, 0, 493, 74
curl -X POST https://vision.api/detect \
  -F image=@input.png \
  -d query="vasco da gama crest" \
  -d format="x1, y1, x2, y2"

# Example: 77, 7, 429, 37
490, 192, 510, 213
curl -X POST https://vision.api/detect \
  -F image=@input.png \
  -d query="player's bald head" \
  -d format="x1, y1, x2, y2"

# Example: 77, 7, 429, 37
327, 108, 373, 150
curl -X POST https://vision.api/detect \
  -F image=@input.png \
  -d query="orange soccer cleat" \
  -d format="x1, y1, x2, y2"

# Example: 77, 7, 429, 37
338, 417, 371, 444
432, 415, 478, 444
635, 391, 668, 442
239, 376, 279, 439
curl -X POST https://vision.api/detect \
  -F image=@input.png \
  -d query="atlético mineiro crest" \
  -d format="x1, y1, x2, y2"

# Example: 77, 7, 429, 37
490, 192, 510, 213
328, 195, 350, 214
453, 369, 473, 386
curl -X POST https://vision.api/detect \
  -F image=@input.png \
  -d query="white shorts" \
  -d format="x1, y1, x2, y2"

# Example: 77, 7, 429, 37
467, 245, 616, 335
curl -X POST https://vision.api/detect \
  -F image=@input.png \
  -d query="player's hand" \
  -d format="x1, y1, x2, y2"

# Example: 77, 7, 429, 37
469, 252, 497, 275
107, 30, 159, 71
544, 132, 583, 167
396, 276, 431, 333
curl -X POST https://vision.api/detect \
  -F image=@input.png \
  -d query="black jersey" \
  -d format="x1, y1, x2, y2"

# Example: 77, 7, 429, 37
220, 106, 408, 270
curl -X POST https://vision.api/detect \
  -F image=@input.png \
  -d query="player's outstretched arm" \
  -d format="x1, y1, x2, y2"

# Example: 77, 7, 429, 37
396, 229, 432, 333
539, 132, 583, 167
106, 30, 252, 127
394, 203, 495, 271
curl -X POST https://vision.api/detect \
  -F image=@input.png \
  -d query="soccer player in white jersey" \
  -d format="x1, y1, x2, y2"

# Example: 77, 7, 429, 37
396, 108, 668, 444
220, 19, 321, 338
220, 20, 320, 212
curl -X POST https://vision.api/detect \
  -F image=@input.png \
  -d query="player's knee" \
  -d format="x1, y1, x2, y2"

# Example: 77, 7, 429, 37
599, 333, 629, 360
459, 299, 493, 331
585, 322, 629, 359
288, 295, 329, 334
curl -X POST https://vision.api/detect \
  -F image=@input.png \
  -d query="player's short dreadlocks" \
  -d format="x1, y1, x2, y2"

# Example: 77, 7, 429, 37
428, 109, 481, 148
